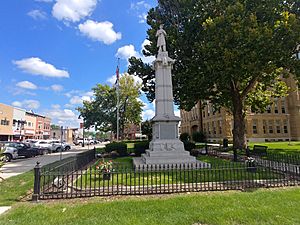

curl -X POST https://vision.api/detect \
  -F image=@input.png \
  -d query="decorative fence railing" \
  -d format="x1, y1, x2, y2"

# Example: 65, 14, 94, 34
32, 148, 96, 201
32, 151, 300, 201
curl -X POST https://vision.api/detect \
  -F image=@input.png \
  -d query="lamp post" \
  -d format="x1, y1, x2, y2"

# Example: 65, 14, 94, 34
17, 120, 26, 142
78, 115, 85, 147
60, 126, 63, 160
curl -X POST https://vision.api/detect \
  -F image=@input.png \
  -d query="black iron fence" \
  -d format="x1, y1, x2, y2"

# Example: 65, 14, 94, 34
32, 151, 299, 201
32, 148, 96, 201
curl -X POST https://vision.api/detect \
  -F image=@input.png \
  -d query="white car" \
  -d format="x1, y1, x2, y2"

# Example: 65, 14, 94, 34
34, 140, 63, 153
75, 138, 94, 146
51, 140, 71, 151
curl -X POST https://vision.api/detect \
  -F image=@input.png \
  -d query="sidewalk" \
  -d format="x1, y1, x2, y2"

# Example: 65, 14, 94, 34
0, 149, 86, 179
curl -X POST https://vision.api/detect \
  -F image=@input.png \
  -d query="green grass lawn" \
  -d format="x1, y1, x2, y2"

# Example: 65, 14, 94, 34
248, 142, 300, 155
75, 156, 280, 188
0, 171, 34, 206
1, 187, 300, 225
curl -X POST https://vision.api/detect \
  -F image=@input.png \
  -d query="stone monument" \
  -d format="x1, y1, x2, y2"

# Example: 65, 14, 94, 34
133, 25, 209, 168
133, 25, 210, 168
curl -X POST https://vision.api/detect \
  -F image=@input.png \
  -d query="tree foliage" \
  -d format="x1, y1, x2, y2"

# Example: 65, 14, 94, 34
77, 74, 144, 138
141, 120, 152, 140
128, 0, 300, 151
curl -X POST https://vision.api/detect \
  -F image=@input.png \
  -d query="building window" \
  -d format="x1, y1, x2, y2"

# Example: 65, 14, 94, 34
263, 120, 267, 134
276, 120, 281, 133
274, 100, 278, 114
268, 120, 274, 134
283, 120, 288, 133
207, 122, 211, 135
212, 121, 216, 134
252, 120, 258, 134
266, 105, 271, 113
218, 121, 222, 134
1, 119, 9, 126
281, 99, 286, 113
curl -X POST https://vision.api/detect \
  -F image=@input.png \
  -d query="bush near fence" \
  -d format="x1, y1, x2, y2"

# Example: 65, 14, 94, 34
134, 141, 149, 156
105, 142, 127, 156
183, 141, 196, 152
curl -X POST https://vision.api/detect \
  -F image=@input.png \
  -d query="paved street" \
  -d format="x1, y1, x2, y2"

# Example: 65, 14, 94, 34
0, 143, 106, 179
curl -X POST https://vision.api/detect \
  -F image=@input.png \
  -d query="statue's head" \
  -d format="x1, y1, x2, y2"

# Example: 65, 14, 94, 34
159, 24, 164, 29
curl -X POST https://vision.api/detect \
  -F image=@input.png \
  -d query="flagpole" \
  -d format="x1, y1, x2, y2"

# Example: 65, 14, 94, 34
116, 58, 120, 141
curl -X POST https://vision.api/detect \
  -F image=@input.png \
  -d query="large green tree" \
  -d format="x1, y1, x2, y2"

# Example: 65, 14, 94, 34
77, 74, 144, 139
128, 0, 300, 155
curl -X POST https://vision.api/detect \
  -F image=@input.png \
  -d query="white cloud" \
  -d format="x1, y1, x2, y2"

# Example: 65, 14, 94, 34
138, 13, 147, 23
174, 109, 181, 118
51, 84, 64, 92
79, 20, 122, 45
52, 0, 97, 22
70, 96, 83, 105
12, 100, 40, 110
13, 57, 69, 78
44, 108, 80, 127
69, 92, 93, 105
16, 81, 37, 90
116, 42, 155, 64
51, 104, 61, 109
12, 101, 22, 108
116, 44, 139, 59
106, 73, 142, 86
130, 1, 151, 24
142, 109, 155, 120
27, 9, 47, 20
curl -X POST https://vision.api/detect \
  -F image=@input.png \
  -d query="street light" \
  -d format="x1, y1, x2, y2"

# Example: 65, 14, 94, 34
17, 120, 26, 141
78, 115, 85, 147
60, 126, 63, 160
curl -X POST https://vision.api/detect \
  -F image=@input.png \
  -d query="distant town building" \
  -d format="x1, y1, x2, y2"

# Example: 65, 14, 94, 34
0, 103, 52, 141
180, 77, 300, 142
50, 127, 79, 144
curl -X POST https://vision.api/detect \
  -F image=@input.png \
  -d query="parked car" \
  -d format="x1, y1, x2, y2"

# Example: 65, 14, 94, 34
0, 142, 19, 162
34, 140, 62, 153
0, 142, 41, 161
75, 138, 94, 146
50, 140, 71, 151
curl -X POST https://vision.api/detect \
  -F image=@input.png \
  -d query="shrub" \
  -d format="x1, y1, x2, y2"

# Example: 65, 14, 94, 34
105, 142, 127, 156
192, 131, 206, 142
134, 141, 149, 156
180, 133, 190, 142
183, 141, 195, 152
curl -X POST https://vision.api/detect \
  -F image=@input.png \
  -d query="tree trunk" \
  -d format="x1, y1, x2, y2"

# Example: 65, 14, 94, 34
232, 92, 247, 161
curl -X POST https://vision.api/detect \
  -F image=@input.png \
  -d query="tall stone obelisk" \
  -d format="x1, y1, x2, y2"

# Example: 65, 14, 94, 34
134, 25, 207, 167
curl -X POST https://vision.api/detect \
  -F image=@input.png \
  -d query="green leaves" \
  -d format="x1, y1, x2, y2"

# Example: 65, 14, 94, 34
77, 74, 143, 136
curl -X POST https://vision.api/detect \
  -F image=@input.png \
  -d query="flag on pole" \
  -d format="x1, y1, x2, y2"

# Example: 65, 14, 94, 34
115, 65, 120, 85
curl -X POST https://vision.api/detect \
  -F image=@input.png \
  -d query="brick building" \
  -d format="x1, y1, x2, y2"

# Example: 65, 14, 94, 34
180, 77, 300, 142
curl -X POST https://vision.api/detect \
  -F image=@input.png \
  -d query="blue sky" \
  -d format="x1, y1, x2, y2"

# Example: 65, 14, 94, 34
0, 0, 179, 128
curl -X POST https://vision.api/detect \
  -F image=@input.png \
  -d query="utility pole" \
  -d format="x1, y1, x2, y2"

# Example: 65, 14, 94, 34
116, 58, 120, 141
60, 126, 63, 160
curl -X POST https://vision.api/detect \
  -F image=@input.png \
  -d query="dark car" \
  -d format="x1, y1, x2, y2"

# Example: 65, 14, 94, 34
13, 142, 40, 158
2, 142, 41, 158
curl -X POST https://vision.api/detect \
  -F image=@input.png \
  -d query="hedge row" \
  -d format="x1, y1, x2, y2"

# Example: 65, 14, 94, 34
105, 140, 196, 157
105, 141, 150, 157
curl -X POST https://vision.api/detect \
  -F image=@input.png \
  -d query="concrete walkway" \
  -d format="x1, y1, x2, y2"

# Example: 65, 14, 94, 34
0, 149, 85, 179
0, 143, 106, 179
0, 206, 11, 215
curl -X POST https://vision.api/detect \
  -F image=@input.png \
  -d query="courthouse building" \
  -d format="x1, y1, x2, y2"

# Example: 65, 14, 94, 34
180, 77, 300, 142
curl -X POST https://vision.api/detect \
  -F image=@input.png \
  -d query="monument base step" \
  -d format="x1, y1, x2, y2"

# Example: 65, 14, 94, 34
133, 157, 211, 171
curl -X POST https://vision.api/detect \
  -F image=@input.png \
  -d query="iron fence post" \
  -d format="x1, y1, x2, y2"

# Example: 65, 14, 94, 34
32, 161, 41, 202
